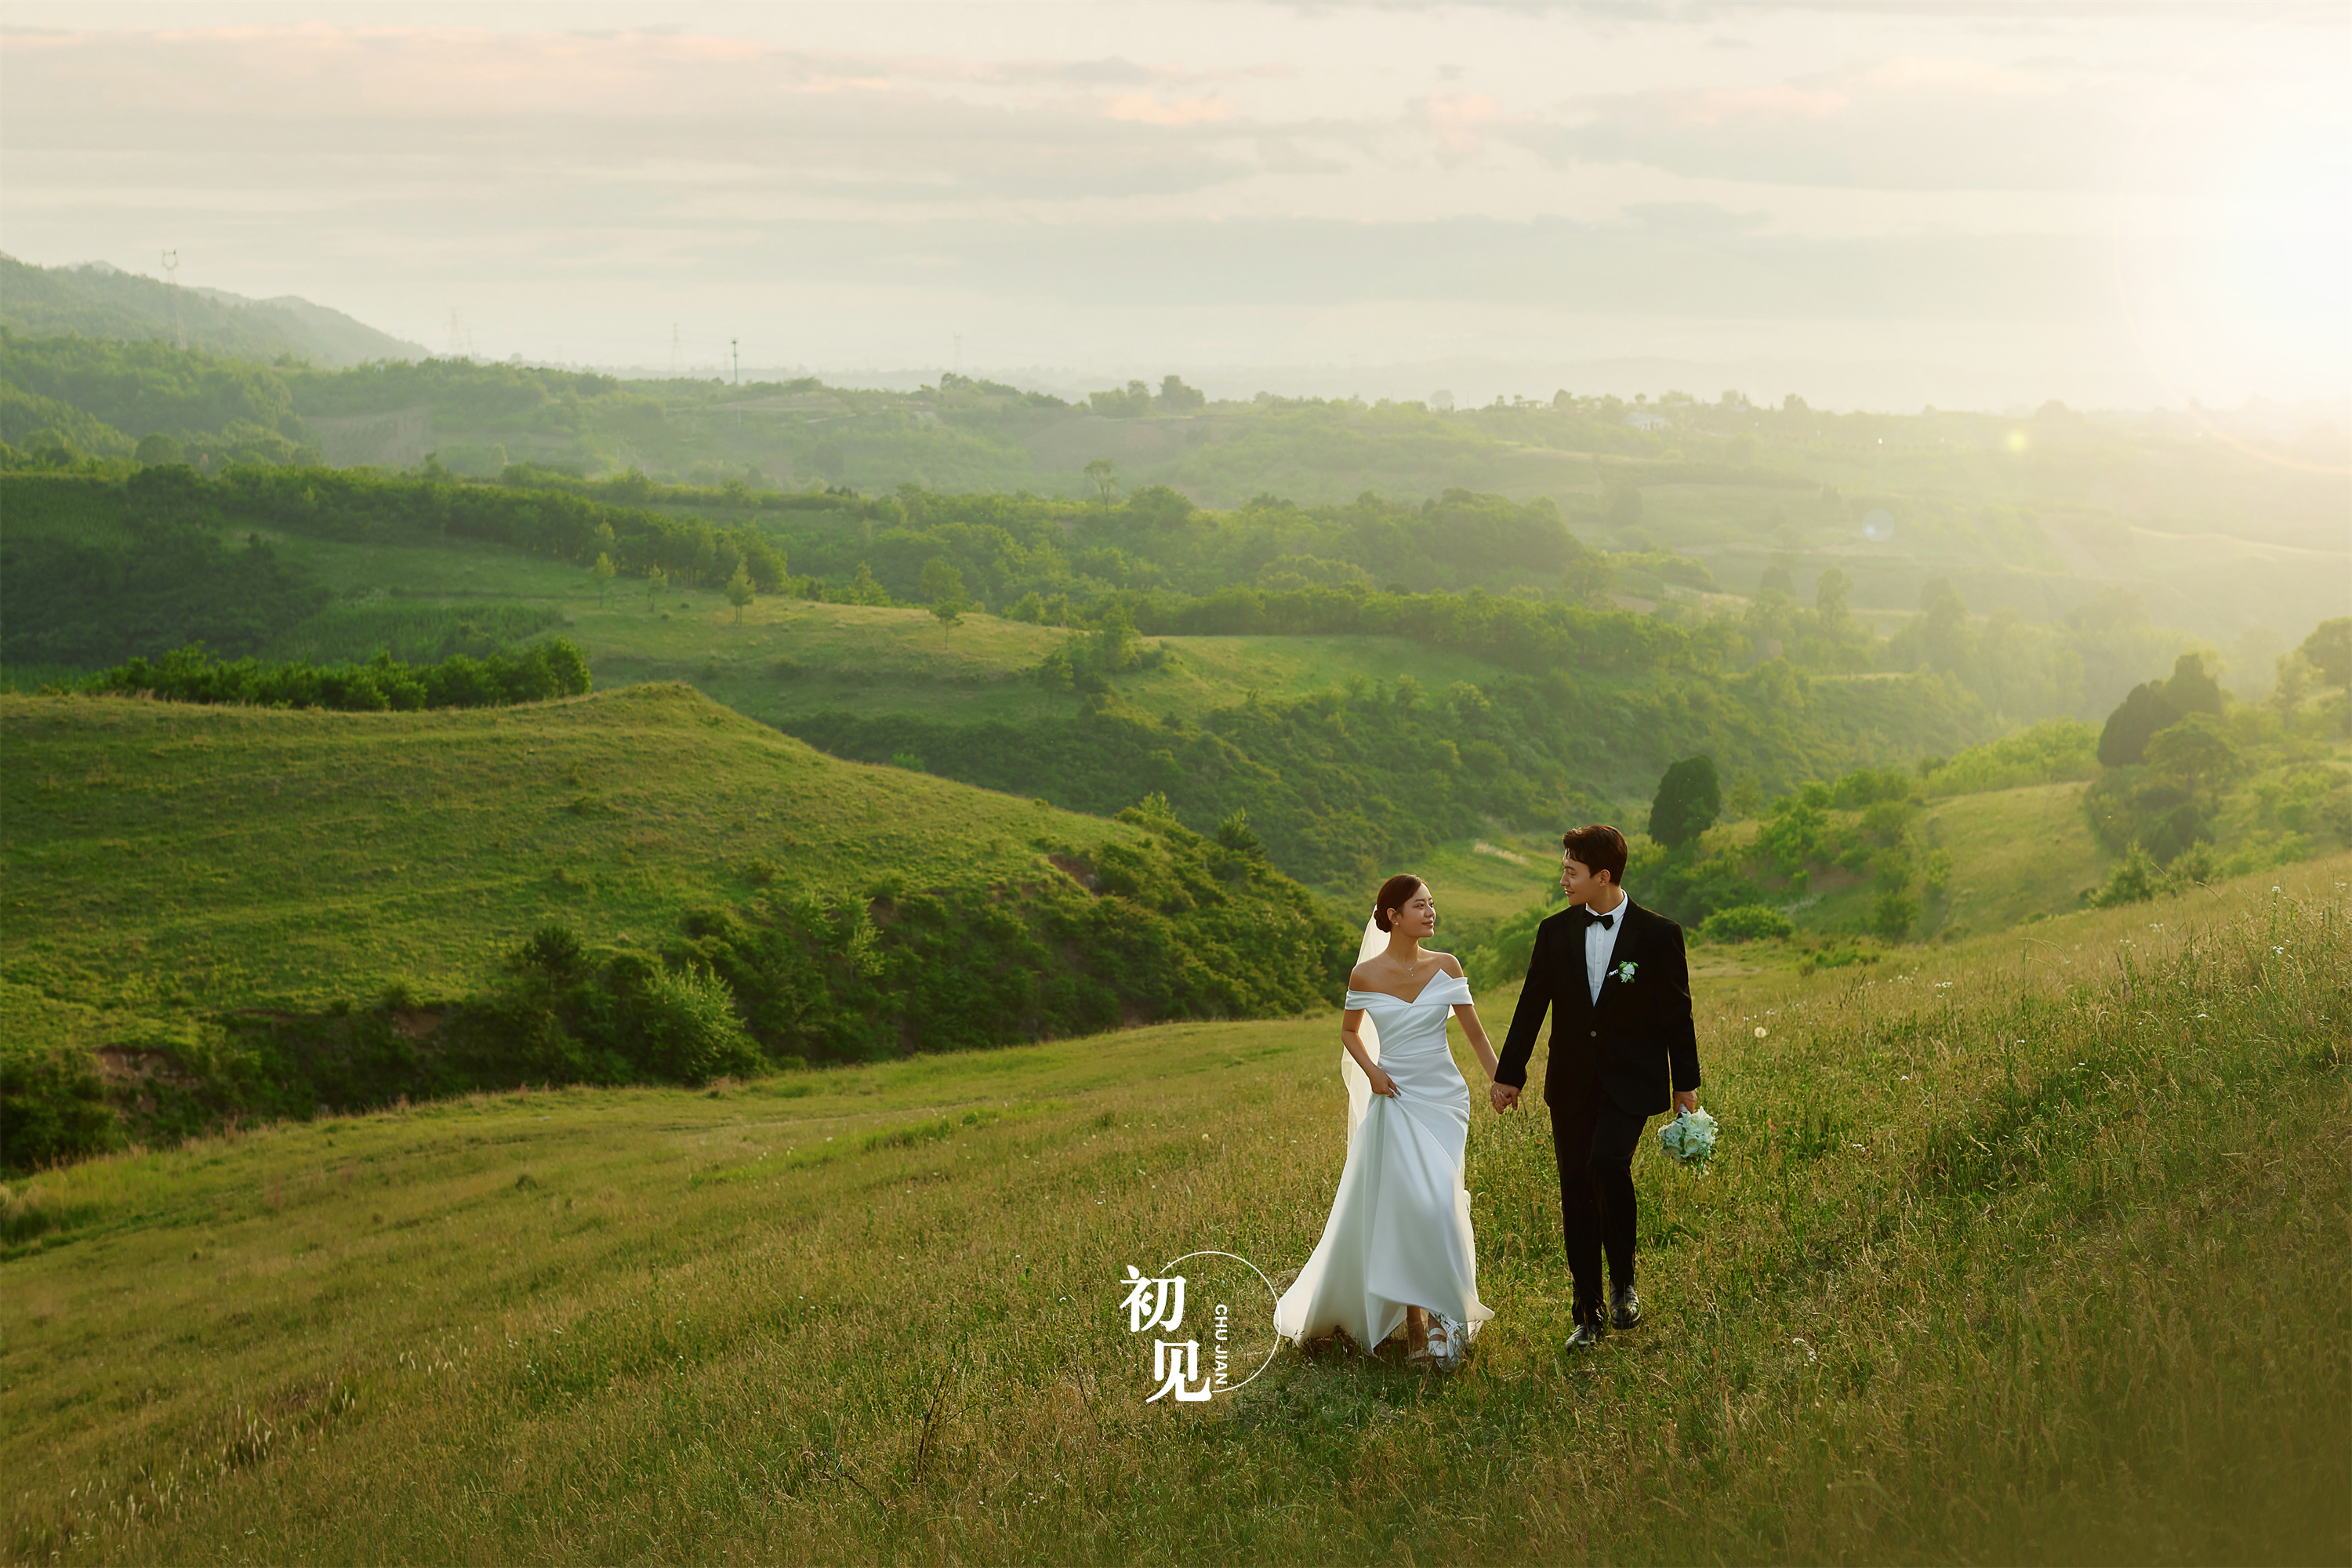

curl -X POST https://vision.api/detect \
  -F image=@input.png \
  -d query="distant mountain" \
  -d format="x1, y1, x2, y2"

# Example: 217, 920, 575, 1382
0, 255, 426, 368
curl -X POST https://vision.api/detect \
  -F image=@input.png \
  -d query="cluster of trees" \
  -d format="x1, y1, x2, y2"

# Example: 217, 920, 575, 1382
761, 483, 1604, 608
7, 465, 789, 599
0, 331, 321, 469
2082, 620, 2352, 875
1626, 762, 1929, 942
1086, 375, 1207, 418
78, 638, 592, 712
1, 476, 332, 669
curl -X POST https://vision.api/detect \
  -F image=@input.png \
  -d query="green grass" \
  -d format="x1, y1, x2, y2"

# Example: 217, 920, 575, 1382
0, 683, 1149, 1037
4, 855, 2343, 1563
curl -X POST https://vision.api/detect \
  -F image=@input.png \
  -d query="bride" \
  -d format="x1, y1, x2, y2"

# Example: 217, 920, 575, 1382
1275, 874, 1501, 1367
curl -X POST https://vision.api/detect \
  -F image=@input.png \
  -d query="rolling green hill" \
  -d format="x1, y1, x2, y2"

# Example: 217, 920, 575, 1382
0, 256, 426, 368
3, 855, 2343, 1564
0, 683, 1351, 1151
0, 681, 1131, 1009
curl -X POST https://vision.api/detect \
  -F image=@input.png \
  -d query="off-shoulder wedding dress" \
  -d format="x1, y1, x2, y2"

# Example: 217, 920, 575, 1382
1273, 941, 1495, 1361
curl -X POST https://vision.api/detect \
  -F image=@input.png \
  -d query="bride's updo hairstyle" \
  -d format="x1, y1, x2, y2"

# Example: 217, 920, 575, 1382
1372, 874, 1427, 932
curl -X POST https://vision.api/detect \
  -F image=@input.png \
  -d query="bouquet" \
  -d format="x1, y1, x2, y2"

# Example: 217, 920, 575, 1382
1657, 1106, 1719, 1166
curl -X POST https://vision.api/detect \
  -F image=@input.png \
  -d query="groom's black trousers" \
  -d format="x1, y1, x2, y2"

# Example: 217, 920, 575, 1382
1552, 1091, 1647, 1321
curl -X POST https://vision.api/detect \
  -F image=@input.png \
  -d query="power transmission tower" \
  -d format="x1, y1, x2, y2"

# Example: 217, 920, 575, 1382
161, 249, 186, 350
731, 338, 739, 386
446, 308, 464, 358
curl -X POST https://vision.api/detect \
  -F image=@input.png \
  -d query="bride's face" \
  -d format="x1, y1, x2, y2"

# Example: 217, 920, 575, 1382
1388, 884, 1437, 940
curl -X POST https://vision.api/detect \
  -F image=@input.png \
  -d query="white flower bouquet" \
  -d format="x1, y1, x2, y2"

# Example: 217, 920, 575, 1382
1657, 1106, 1719, 1165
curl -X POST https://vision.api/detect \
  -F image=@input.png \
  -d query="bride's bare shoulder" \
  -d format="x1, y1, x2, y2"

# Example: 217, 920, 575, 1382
1430, 951, 1465, 978
1347, 958, 1381, 989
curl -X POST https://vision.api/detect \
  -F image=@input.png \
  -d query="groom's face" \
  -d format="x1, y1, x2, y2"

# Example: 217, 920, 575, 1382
1560, 853, 1613, 906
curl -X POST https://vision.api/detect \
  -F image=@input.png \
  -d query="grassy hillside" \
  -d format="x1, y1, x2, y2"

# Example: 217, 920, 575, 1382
4, 856, 2343, 1565
0, 259, 425, 368
0, 683, 1125, 1017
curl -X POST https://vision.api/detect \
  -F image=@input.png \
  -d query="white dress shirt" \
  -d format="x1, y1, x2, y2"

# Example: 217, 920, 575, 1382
1584, 893, 1628, 1004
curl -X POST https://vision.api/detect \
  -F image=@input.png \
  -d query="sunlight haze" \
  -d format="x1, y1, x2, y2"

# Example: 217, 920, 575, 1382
4, 0, 2346, 409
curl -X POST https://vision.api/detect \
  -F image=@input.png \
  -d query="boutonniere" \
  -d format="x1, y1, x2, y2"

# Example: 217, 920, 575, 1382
1616, 960, 1638, 985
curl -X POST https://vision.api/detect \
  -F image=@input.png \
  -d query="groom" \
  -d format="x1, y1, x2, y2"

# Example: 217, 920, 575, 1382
1492, 824, 1701, 1349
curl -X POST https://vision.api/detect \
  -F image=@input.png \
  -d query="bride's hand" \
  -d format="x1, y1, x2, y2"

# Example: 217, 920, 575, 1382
1367, 1066, 1400, 1098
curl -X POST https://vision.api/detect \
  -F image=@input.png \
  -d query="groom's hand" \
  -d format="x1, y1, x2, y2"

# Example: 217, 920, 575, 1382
1674, 1089, 1698, 1116
1490, 1083, 1520, 1113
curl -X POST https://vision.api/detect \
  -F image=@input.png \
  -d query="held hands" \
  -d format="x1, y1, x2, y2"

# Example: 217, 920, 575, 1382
1489, 1082, 1520, 1114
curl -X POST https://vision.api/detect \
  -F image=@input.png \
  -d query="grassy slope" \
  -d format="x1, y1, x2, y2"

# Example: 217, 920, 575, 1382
4, 857, 2344, 1565
0, 684, 1150, 1042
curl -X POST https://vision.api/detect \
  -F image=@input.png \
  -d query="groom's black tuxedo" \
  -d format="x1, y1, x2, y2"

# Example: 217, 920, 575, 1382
1494, 895, 1702, 1327
1494, 898, 1701, 1116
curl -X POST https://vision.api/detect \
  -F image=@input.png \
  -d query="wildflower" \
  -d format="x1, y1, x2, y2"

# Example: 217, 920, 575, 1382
1755, 1025, 1768, 1039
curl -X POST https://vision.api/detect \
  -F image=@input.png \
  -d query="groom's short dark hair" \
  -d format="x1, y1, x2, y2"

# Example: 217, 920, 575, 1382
1563, 824, 1628, 884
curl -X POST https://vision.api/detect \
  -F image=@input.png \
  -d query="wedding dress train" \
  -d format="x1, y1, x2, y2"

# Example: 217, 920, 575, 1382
1273, 966, 1495, 1356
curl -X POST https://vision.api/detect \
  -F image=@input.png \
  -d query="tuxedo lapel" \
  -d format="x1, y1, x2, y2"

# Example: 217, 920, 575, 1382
1592, 901, 1648, 1009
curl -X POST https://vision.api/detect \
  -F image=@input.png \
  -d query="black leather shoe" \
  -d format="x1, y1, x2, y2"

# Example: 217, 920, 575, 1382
1565, 1320, 1602, 1351
1610, 1285, 1642, 1330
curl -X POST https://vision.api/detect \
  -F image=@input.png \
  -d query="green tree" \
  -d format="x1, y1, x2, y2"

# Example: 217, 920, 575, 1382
2158, 649, 2224, 717
591, 552, 617, 606
918, 556, 964, 607
1871, 887, 1918, 942
725, 563, 755, 625
1814, 566, 1852, 625
1919, 578, 1975, 677
2097, 681, 2180, 768
1083, 458, 1121, 513
1648, 756, 1722, 851
2300, 616, 2352, 736
2143, 713, 2240, 800
1157, 375, 1207, 412
133, 432, 183, 466
644, 565, 667, 611
2300, 616, 2352, 688
920, 557, 968, 647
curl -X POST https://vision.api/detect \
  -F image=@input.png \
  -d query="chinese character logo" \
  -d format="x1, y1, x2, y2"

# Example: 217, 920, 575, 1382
1119, 1265, 1186, 1334
1120, 1265, 1211, 1402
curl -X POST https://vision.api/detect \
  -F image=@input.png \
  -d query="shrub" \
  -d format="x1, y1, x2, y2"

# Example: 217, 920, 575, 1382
1872, 889, 1918, 942
1701, 904, 1795, 944
2089, 841, 2162, 908
0, 1051, 121, 1173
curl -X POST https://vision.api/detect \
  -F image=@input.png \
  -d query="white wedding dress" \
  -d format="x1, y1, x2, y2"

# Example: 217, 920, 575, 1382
1274, 924, 1496, 1356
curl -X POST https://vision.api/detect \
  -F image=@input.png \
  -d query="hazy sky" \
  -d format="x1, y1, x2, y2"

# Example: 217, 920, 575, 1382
4, 1, 2347, 409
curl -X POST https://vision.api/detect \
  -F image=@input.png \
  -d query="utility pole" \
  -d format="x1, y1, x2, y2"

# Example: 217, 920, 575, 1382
731, 338, 739, 386
161, 250, 186, 350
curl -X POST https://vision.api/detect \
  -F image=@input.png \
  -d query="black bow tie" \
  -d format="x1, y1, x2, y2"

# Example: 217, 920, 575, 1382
1584, 909, 1617, 930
